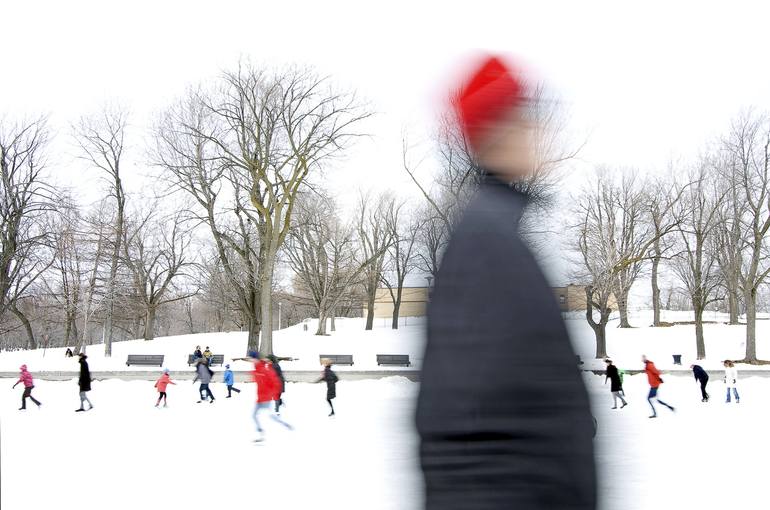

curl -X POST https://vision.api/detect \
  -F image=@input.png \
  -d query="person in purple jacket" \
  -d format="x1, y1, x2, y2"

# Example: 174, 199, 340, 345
12, 364, 42, 410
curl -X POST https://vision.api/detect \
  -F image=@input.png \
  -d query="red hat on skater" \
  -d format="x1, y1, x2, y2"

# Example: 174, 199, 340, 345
453, 55, 526, 152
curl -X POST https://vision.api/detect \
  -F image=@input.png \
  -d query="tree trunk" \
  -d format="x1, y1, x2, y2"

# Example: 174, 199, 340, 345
651, 244, 662, 326
728, 290, 739, 325
258, 258, 275, 356
613, 280, 631, 328
365, 278, 376, 330
330, 309, 336, 332
11, 305, 36, 350
694, 306, 706, 360
316, 312, 328, 335
593, 325, 607, 359
743, 288, 758, 363
143, 307, 156, 340
392, 301, 402, 330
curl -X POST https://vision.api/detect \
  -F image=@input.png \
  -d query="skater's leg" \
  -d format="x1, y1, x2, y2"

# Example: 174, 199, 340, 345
27, 387, 40, 407
206, 386, 215, 401
647, 388, 657, 417
733, 388, 740, 402
78, 391, 87, 410
233, 386, 241, 393
227, 385, 232, 397
618, 392, 627, 405
700, 380, 708, 400
268, 403, 293, 430
327, 398, 335, 416
20, 387, 30, 409
725, 387, 731, 403
252, 403, 263, 433
611, 392, 618, 408
84, 393, 93, 409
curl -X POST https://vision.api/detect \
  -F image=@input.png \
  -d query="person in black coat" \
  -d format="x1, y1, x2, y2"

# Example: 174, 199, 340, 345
267, 354, 293, 413
76, 353, 93, 412
604, 359, 628, 409
317, 359, 338, 417
415, 56, 596, 510
691, 364, 709, 402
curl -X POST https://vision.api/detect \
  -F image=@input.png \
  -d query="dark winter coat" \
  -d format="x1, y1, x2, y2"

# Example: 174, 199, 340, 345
605, 364, 623, 392
415, 176, 596, 510
319, 366, 338, 400
692, 364, 708, 383
272, 362, 286, 394
78, 357, 92, 392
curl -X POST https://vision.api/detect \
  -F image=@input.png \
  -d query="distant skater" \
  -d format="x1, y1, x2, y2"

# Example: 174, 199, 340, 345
690, 364, 709, 402
193, 358, 215, 404
604, 359, 627, 409
13, 364, 41, 410
643, 355, 674, 418
267, 354, 292, 413
76, 353, 93, 412
317, 358, 338, 417
723, 360, 740, 403
224, 364, 240, 398
154, 369, 175, 407
65, 347, 73, 358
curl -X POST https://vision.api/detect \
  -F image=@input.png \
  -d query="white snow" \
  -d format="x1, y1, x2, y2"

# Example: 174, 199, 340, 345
2, 372, 767, 510
0, 317, 427, 373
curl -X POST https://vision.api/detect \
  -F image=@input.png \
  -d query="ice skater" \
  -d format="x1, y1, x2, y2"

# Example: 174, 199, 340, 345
690, 364, 709, 402
317, 358, 338, 417
237, 351, 292, 441
643, 355, 674, 418
267, 354, 294, 413
192, 357, 215, 404
224, 364, 240, 397
723, 360, 740, 403
76, 353, 93, 412
604, 359, 627, 409
13, 364, 41, 410
154, 369, 175, 407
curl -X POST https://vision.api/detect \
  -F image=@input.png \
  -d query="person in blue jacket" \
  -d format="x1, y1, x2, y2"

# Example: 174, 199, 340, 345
224, 364, 240, 398
690, 364, 709, 402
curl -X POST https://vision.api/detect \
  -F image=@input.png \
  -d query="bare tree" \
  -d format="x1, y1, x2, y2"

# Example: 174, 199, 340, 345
73, 106, 128, 357
720, 111, 770, 363
358, 192, 395, 330
671, 157, 724, 359
381, 201, 421, 329
284, 194, 366, 335
414, 205, 448, 279
122, 209, 198, 340
0, 117, 57, 348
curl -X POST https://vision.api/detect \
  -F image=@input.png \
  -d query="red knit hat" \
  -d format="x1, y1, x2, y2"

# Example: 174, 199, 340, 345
454, 55, 525, 152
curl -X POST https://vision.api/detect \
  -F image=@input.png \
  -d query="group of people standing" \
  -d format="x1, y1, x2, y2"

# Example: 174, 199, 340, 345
603, 356, 742, 418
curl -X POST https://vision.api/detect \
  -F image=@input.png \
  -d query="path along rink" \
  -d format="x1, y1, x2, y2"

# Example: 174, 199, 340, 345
1, 373, 767, 510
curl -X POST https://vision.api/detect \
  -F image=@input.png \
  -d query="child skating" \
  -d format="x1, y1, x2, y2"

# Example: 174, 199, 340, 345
317, 358, 338, 417
154, 369, 175, 407
13, 364, 41, 410
723, 360, 740, 403
643, 355, 675, 418
224, 364, 240, 397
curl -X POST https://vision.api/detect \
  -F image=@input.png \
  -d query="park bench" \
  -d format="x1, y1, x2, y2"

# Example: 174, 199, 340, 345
126, 354, 165, 367
319, 354, 354, 366
376, 354, 411, 367
672, 354, 682, 365
187, 354, 225, 366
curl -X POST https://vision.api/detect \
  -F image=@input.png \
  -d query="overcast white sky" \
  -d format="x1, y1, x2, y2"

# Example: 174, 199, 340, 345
3, 0, 770, 289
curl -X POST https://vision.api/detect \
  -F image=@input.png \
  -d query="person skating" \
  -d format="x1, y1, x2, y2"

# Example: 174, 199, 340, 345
723, 360, 740, 403
690, 364, 709, 402
317, 358, 338, 417
267, 354, 293, 413
192, 357, 215, 404
237, 351, 292, 441
76, 353, 93, 412
13, 364, 41, 410
224, 364, 240, 398
415, 55, 596, 509
604, 359, 627, 409
643, 355, 674, 418
65, 347, 73, 358
154, 369, 175, 407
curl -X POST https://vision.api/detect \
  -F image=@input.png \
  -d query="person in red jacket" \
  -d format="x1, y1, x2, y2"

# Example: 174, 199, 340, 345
13, 364, 42, 410
236, 351, 293, 441
154, 369, 176, 407
643, 355, 675, 418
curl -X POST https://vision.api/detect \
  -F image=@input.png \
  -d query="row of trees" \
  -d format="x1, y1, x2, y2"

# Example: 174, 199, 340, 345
574, 111, 770, 363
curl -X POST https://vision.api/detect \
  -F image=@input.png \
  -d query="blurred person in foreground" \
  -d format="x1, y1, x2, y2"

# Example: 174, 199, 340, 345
415, 55, 596, 509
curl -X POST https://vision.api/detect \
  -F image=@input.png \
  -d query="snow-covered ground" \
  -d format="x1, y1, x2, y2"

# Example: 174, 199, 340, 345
0, 317, 427, 373
2, 372, 767, 510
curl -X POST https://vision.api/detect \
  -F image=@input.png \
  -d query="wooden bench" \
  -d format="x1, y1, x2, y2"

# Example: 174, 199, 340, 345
319, 354, 354, 366
187, 354, 225, 366
126, 354, 165, 367
376, 354, 411, 367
